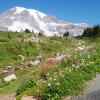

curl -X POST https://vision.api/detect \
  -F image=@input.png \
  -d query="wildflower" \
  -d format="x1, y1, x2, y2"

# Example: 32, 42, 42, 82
54, 78, 56, 81
48, 83, 51, 86
60, 71, 63, 73
47, 73, 50, 76
56, 83, 59, 86
54, 72, 57, 75
59, 73, 62, 75
72, 64, 75, 67
58, 69, 61, 71
42, 81, 46, 83
75, 65, 80, 69
69, 69, 72, 72
49, 77, 52, 80
40, 79, 43, 82
37, 90, 40, 92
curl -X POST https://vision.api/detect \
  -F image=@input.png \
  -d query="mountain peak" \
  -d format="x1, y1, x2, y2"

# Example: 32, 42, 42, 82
14, 6, 25, 9
0, 6, 89, 36
10, 6, 26, 14
10, 6, 47, 18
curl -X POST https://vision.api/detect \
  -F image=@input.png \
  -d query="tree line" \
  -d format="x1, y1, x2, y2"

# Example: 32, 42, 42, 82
24, 25, 100, 38
82, 25, 100, 37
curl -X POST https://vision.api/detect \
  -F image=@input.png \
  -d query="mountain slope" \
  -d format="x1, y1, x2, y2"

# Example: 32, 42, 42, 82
0, 6, 89, 36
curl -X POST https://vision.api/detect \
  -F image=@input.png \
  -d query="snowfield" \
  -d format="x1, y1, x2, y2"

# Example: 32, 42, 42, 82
0, 6, 90, 36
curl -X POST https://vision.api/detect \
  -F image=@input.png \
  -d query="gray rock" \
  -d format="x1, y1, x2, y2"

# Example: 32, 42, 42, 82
29, 60, 40, 66
36, 54, 44, 61
70, 74, 100, 100
4, 74, 17, 82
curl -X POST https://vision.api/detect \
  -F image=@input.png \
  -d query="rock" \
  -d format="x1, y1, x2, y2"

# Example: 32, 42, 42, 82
19, 55, 25, 61
55, 55, 66, 62
86, 45, 95, 52
3, 70, 9, 74
0, 93, 16, 100
20, 63, 28, 68
7, 66, 13, 69
29, 60, 40, 66
42, 58, 56, 71
13, 66, 20, 71
77, 46, 84, 51
36, 54, 44, 61
21, 96, 37, 100
4, 74, 17, 82
63, 96, 71, 100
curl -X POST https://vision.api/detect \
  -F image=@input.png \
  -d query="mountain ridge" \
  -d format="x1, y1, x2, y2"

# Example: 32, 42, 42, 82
0, 6, 89, 36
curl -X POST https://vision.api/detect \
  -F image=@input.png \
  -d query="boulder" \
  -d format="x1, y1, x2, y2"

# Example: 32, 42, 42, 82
13, 66, 21, 71
36, 55, 44, 61
42, 58, 56, 71
19, 55, 25, 61
4, 74, 17, 82
55, 55, 66, 62
29, 60, 40, 66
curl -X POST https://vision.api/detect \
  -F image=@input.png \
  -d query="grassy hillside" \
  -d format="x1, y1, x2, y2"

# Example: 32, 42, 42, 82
0, 31, 68, 67
0, 31, 100, 100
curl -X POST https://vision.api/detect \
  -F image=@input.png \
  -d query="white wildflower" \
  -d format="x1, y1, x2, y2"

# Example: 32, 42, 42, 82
37, 90, 40, 92
49, 77, 52, 80
54, 76, 57, 78
47, 73, 50, 76
69, 69, 72, 72
48, 83, 51, 86
56, 83, 59, 86
42, 81, 46, 83
54, 78, 56, 81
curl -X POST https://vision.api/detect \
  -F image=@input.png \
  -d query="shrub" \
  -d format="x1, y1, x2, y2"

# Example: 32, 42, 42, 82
41, 70, 84, 100
63, 32, 69, 37
38, 32, 43, 36
25, 29, 31, 33
0, 38, 9, 42
7, 32, 13, 39
82, 25, 100, 37
16, 78, 36, 95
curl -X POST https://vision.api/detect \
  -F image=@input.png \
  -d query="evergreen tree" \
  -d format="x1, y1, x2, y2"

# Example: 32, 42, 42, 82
25, 29, 30, 33
63, 32, 69, 37
82, 25, 100, 37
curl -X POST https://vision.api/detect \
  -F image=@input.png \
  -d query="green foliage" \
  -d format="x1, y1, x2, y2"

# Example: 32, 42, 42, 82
41, 70, 84, 100
16, 78, 36, 95
82, 25, 100, 37
25, 29, 31, 33
38, 32, 43, 36
63, 32, 69, 37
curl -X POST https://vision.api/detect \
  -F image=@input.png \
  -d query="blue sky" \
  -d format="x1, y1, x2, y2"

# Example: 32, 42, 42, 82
0, 0, 100, 25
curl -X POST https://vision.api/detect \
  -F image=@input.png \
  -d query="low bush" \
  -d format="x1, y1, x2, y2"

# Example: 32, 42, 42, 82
16, 78, 36, 95
41, 70, 84, 100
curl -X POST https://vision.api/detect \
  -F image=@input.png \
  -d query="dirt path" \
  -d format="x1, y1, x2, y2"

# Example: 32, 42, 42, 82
0, 93, 16, 100
70, 74, 100, 100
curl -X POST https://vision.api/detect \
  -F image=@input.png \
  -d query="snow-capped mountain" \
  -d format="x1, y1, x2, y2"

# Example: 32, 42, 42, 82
0, 6, 89, 36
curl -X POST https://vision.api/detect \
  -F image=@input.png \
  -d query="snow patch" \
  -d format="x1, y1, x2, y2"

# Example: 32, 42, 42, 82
10, 6, 26, 14
8, 21, 33, 32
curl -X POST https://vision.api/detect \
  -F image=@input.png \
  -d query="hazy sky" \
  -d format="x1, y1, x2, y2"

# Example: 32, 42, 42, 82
0, 0, 100, 24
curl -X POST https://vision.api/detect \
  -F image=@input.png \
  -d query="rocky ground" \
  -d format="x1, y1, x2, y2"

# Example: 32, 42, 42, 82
69, 74, 100, 100
0, 93, 16, 100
